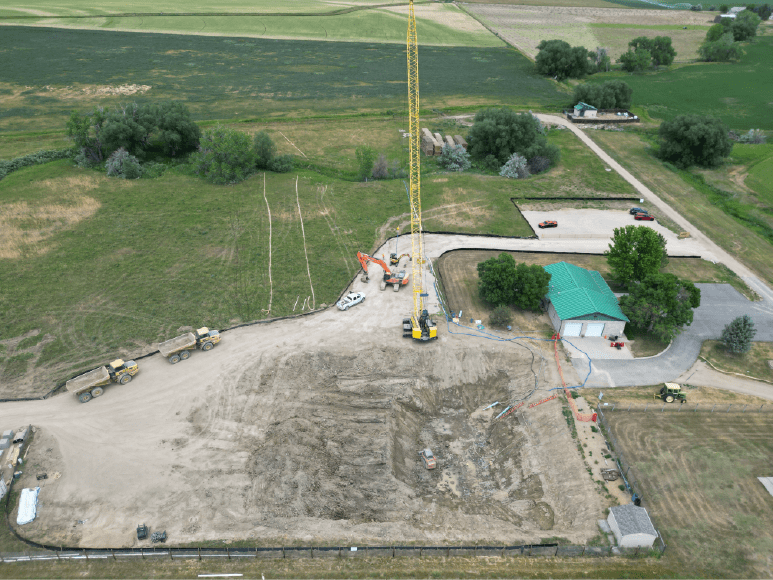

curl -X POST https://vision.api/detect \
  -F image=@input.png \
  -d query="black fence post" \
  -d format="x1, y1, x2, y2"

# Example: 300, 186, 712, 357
112, 549, 116, 561
141, 549, 145, 560
198, 547, 201, 561
226, 547, 230, 560
84, 550, 88, 561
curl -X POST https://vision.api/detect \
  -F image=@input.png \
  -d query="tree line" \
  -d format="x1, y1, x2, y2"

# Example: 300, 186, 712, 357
66, 102, 292, 183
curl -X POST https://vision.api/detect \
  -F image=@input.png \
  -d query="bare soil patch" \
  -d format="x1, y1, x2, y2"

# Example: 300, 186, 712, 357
467, 4, 713, 60
4, 312, 603, 549
0, 194, 101, 259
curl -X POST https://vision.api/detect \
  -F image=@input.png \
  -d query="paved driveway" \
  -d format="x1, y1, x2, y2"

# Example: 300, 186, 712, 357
571, 283, 773, 387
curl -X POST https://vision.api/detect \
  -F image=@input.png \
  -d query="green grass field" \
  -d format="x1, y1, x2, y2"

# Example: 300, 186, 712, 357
0, 1, 501, 47
0, 125, 631, 396
589, 130, 773, 289
0, 26, 559, 134
745, 155, 773, 206
592, 36, 773, 131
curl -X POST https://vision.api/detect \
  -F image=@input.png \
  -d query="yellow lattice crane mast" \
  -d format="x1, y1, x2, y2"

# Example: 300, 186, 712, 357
402, 0, 437, 342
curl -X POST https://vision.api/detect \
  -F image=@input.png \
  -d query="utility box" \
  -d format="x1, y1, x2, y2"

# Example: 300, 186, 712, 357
2, 430, 14, 442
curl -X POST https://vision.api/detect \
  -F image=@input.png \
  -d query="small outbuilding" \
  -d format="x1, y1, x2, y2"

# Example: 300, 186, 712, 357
573, 102, 597, 118
607, 504, 658, 548
543, 262, 628, 338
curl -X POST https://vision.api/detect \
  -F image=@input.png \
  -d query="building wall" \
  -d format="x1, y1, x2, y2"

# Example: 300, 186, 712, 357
608, 511, 657, 548
620, 532, 657, 549
608, 511, 622, 544
557, 319, 626, 337
585, 109, 597, 118
547, 302, 562, 332
547, 300, 627, 337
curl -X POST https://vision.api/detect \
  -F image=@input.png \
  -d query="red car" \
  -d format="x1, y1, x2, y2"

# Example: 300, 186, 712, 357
538, 220, 558, 228
635, 213, 655, 221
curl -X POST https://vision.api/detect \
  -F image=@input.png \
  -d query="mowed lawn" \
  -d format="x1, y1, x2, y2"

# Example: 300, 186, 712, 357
0, 26, 560, 134
0, 2, 501, 47
591, 35, 773, 131
606, 411, 773, 578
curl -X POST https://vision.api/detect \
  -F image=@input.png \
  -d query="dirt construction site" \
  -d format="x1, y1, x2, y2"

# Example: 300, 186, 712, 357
0, 252, 607, 548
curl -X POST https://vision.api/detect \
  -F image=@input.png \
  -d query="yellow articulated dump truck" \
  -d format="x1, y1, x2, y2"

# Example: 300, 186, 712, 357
66, 359, 139, 403
158, 327, 221, 364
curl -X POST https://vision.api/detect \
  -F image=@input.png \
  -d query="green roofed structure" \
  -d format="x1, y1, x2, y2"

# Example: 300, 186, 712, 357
572, 102, 597, 118
543, 262, 628, 338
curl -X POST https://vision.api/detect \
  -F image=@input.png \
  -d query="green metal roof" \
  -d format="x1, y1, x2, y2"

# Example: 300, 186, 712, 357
574, 102, 597, 110
543, 262, 629, 322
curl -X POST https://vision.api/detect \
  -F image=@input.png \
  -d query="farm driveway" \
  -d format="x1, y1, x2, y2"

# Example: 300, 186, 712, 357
536, 114, 771, 298
573, 283, 773, 389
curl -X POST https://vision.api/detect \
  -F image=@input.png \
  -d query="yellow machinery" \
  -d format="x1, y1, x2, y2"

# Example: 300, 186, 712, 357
402, 0, 437, 342
65, 359, 139, 403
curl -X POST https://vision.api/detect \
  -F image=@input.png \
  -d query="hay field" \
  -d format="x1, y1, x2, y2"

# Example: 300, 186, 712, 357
0, 1, 501, 47
466, 4, 714, 60
606, 411, 773, 577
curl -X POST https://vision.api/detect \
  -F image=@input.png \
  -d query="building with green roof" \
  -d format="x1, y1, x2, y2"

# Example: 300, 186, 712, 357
543, 262, 628, 338
572, 102, 597, 118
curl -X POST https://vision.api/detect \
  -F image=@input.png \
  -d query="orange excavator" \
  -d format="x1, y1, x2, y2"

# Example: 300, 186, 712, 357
357, 251, 410, 292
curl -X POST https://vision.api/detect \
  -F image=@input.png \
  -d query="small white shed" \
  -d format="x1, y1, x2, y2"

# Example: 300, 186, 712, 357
608, 504, 658, 548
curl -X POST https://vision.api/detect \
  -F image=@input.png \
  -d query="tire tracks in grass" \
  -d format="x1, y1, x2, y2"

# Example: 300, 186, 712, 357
263, 173, 273, 317
315, 184, 354, 278
296, 176, 315, 310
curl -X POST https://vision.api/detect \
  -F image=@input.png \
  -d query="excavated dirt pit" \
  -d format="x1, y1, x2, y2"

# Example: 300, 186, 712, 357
11, 336, 602, 547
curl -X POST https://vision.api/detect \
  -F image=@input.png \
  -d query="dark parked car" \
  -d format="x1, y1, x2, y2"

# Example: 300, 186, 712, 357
538, 220, 558, 228
629, 207, 648, 215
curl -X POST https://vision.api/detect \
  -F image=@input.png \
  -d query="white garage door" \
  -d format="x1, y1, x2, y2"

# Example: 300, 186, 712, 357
585, 323, 605, 337
563, 322, 582, 337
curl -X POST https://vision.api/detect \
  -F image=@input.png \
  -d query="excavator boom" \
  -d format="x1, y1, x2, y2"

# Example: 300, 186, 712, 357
357, 251, 410, 289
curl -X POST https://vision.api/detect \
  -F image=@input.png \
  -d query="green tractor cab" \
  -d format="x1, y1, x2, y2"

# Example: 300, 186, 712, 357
655, 383, 687, 403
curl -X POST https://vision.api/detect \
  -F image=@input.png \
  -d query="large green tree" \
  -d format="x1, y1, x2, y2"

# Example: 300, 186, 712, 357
66, 101, 200, 162
731, 10, 762, 41
620, 274, 701, 342
190, 126, 256, 184
606, 225, 667, 286
477, 254, 551, 311
535, 40, 593, 80
628, 36, 676, 67
699, 32, 742, 62
512, 263, 552, 311
467, 108, 559, 171
573, 80, 632, 109
153, 101, 201, 157
618, 48, 652, 72
657, 115, 733, 168
478, 253, 519, 306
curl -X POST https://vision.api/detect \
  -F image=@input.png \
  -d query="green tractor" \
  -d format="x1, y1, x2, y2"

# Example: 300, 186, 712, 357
654, 383, 687, 403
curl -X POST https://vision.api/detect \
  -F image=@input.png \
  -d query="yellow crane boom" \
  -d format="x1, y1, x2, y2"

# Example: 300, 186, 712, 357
403, 0, 437, 342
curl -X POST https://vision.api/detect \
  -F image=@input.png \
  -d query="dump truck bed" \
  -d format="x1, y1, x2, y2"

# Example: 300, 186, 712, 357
158, 333, 197, 357
66, 367, 109, 394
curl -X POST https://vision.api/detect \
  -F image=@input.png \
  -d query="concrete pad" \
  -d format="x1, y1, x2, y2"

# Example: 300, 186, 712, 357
520, 209, 704, 256
563, 337, 633, 360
